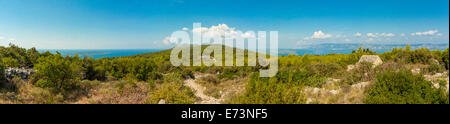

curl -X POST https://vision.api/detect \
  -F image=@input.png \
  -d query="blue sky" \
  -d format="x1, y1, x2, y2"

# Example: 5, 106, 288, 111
0, 0, 448, 49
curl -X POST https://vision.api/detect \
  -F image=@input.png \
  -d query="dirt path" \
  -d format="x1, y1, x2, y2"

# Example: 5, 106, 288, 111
184, 75, 221, 104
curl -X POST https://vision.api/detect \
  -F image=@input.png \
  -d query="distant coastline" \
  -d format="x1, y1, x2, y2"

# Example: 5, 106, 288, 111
37, 43, 449, 58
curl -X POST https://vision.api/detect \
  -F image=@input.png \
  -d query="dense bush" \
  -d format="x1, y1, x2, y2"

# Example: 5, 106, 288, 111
33, 53, 83, 91
231, 73, 306, 104
96, 57, 157, 81
0, 63, 5, 83
422, 63, 445, 74
1, 57, 19, 68
0, 44, 34, 68
305, 63, 344, 77
380, 45, 440, 65
364, 70, 449, 104
443, 48, 449, 70
409, 48, 435, 64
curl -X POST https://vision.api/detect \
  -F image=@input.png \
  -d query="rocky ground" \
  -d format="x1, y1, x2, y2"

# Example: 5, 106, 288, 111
184, 74, 222, 104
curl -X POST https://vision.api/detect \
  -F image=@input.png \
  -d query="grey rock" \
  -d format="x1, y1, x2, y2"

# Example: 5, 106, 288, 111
4, 68, 35, 81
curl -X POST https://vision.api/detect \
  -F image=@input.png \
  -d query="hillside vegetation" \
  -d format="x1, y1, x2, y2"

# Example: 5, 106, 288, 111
0, 44, 449, 104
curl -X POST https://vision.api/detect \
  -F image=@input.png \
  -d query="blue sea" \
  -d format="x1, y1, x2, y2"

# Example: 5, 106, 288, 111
38, 43, 449, 59
278, 43, 449, 56
38, 49, 164, 59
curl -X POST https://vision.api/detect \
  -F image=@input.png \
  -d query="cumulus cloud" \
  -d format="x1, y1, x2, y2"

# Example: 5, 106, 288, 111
354, 33, 362, 37
304, 30, 332, 40
162, 37, 172, 45
163, 24, 256, 45
411, 30, 438, 36
367, 33, 377, 37
0, 36, 4, 41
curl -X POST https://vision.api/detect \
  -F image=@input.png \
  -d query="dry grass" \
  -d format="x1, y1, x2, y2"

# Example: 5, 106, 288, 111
1, 75, 195, 104
0, 78, 64, 104
74, 81, 151, 104
196, 74, 247, 103
303, 79, 372, 104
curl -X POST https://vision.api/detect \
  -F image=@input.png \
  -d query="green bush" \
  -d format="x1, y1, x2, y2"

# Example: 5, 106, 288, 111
148, 73, 196, 104
33, 54, 83, 91
422, 63, 445, 74
0, 63, 5, 84
380, 45, 440, 65
442, 48, 449, 70
0, 44, 35, 68
409, 48, 434, 64
1, 57, 19, 68
305, 63, 344, 77
231, 73, 306, 104
364, 70, 449, 104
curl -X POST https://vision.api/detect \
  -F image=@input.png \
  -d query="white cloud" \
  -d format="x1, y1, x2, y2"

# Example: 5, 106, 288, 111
344, 38, 352, 42
367, 33, 395, 37
400, 33, 405, 37
437, 33, 442, 36
354, 33, 362, 37
304, 30, 332, 40
411, 30, 438, 36
163, 37, 171, 45
8, 38, 16, 41
163, 24, 255, 45
381, 33, 395, 37
367, 33, 377, 37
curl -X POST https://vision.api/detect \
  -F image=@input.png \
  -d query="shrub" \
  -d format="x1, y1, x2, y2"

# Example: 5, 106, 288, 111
422, 63, 445, 74
33, 54, 83, 91
0, 44, 35, 68
231, 73, 306, 104
364, 70, 449, 104
201, 75, 219, 84
442, 48, 449, 70
148, 73, 196, 104
107, 57, 156, 81
306, 63, 344, 77
409, 48, 434, 64
148, 82, 196, 104
342, 61, 375, 85
180, 68, 195, 79
1, 57, 19, 68
0, 63, 5, 84
381, 46, 439, 65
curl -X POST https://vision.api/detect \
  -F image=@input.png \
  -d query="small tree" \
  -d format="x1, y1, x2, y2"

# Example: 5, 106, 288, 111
33, 53, 83, 91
